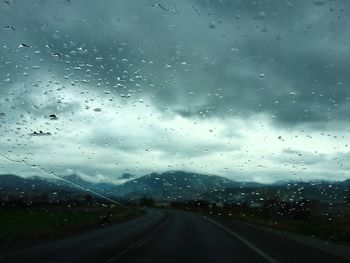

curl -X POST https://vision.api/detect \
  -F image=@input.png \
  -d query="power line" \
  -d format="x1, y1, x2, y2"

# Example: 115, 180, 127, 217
0, 153, 131, 209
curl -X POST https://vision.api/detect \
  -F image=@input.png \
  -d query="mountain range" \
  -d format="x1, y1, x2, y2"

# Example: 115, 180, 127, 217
1, 172, 349, 203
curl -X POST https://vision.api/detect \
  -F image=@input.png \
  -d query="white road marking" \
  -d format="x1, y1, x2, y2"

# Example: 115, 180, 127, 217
104, 213, 169, 263
205, 217, 278, 263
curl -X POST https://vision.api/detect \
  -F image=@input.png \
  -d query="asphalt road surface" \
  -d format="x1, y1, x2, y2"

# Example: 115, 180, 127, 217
0, 209, 349, 263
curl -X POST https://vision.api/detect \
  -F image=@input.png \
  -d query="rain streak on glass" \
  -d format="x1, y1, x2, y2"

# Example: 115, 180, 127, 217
0, 1, 350, 262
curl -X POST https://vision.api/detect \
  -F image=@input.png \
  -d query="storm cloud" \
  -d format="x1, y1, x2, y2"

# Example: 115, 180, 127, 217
1, 0, 350, 183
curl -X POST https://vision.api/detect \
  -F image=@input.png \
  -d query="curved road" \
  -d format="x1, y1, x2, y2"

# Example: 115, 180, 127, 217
1, 209, 349, 263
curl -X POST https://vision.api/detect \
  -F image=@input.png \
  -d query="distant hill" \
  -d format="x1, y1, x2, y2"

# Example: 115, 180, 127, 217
114, 171, 258, 201
1, 172, 349, 203
0, 174, 74, 192
0, 174, 81, 202
60, 174, 119, 196
0, 172, 258, 202
0, 174, 117, 202
114, 172, 350, 202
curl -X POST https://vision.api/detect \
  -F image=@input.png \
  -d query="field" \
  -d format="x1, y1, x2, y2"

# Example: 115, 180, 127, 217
0, 204, 141, 250
170, 202, 350, 246
210, 208, 350, 245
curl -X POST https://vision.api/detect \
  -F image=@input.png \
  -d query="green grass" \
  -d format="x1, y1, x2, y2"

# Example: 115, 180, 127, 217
205, 207, 350, 246
0, 205, 141, 248
169, 204, 350, 246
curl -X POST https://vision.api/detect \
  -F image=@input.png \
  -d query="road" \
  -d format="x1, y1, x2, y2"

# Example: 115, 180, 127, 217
0, 209, 349, 263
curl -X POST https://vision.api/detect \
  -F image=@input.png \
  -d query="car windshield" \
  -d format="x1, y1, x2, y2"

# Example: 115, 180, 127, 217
1, 1, 350, 262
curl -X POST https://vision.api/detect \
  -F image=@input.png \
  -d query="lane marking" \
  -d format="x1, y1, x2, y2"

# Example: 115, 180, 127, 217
104, 212, 169, 263
0, 212, 155, 261
205, 217, 278, 263
104, 234, 152, 263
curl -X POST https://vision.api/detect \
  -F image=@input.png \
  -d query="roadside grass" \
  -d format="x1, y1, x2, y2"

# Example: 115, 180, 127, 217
206, 207, 350, 246
213, 213, 347, 243
0, 204, 141, 249
167, 203, 350, 246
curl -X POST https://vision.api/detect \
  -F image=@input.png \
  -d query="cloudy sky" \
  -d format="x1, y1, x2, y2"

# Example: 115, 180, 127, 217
0, 0, 350, 184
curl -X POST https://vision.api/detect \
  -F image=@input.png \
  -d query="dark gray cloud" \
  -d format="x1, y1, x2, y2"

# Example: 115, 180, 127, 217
1, 0, 350, 182
2, 0, 350, 127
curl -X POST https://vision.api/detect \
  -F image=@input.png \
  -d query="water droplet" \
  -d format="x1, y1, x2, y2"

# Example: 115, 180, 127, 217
254, 12, 266, 20
313, 1, 325, 6
209, 21, 216, 29
49, 114, 58, 120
